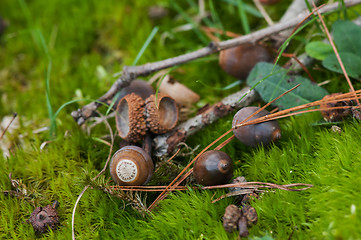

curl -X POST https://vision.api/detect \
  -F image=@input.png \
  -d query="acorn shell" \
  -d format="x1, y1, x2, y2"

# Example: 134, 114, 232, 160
109, 146, 154, 186
145, 93, 178, 134
115, 93, 147, 143
232, 106, 281, 147
219, 43, 273, 80
193, 150, 233, 186
320, 93, 352, 122
241, 205, 258, 226
223, 204, 242, 233
117, 79, 155, 101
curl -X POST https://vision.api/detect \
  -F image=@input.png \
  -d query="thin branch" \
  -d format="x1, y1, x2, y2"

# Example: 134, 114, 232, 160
0, 112, 17, 140
71, 0, 361, 125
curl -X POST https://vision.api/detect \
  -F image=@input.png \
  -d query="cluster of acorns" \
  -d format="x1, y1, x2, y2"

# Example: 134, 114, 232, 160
223, 203, 258, 238
109, 80, 179, 186
193, 106, 281, 186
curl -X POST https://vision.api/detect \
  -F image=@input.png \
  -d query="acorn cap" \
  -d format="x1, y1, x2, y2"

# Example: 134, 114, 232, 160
223, 204, 242, 233
241, 205, 258, 226
115, 93, 147, 142
28, 204, 59, 233
145, 93, 178, 134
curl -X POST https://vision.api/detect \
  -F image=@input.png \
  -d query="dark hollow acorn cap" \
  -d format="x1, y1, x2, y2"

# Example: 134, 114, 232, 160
241, 205, 258, 226
223, 204, 242, 233
232, 106, 281, 147
219, 43, 273, 80
193, 150, 233, 186
109, 146, 154, 186
28, 204, 59, 234
115, 93, 147, 143
145, 93, 178, 134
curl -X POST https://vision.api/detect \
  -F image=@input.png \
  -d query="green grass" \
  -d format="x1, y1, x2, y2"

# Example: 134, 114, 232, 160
1, 0, 361, 239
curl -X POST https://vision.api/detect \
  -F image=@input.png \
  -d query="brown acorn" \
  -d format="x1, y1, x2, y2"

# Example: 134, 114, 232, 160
109, 146, 154, 186
219, 43, 273, 80
320, 93, 352, 122
241, 205, 258, 226
232, 106, 281, 147
115, 93, 147, 142
117, 79, 155, 101
145, 93, 178, 134
28, 201, 60, 234
193, 150, 233, 186
223, 204, 242, 233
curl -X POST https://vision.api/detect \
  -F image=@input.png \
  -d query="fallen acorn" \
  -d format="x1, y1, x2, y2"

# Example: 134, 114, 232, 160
28, 201, 60, 234
232, 106, 281, 147
193, 150, 233, 186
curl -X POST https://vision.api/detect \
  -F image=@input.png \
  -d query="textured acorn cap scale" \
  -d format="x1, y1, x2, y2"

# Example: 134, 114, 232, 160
115, 93, 147, 142
145, 93, 178, 134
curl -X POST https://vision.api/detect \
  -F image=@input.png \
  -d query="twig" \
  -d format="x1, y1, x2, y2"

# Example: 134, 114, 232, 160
0, 112, 17, 140
71, 0, 361, 125
253, 0, 274, 26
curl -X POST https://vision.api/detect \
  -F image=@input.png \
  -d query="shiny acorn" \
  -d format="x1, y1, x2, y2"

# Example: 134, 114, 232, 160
109, 146, 154, 186
232, 106, 281, 147
193, 150, 233, 186
219, 43, 273, 80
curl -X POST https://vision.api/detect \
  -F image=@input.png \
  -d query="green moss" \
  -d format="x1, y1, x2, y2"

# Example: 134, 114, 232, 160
1, 0, 361, 239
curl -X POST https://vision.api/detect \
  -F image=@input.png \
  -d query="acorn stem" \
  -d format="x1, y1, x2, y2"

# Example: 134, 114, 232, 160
143, 132, 153, 156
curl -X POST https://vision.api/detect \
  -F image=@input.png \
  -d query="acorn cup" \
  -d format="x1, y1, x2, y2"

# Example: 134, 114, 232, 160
115, 93, 147, 143
145, 93, 179, 134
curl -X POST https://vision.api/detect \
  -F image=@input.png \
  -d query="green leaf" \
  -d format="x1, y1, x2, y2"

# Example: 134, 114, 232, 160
305, 41, 333, 60
333, 20, 361, 56
322, 52, 361, 79
246, 62, 329, 110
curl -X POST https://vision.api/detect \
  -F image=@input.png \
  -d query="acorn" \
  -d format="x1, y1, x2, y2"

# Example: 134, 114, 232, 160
219, 43, 273, 80
193, 150, 233, 186
232, 106, 281, 147
115, 93, 147, 143
241, 205, 258, 226
109, 146, 154, 186
28, 201, 60, 234
320, 93, 352, 122
117, 79, 155, 101
223, 204, 242, 233
145, 93, 178, 134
